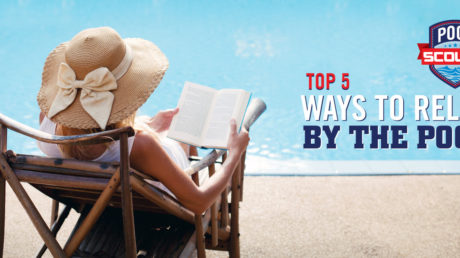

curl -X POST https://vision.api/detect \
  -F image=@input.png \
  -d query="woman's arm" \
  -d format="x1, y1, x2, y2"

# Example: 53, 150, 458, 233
130, 119, 249, 214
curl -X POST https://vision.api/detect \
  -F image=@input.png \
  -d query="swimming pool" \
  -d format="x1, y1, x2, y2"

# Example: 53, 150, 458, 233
0, 1, 459, 174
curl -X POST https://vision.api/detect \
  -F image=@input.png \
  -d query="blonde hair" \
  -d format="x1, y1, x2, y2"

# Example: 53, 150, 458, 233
56, 113, 136, 160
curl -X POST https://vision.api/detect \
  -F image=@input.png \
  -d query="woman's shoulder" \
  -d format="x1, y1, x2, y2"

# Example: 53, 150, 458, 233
132, 130, 163, 156
130, 129, 176, 175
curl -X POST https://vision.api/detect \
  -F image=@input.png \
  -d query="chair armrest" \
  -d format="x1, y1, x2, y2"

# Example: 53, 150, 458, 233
0, 113, 134, 145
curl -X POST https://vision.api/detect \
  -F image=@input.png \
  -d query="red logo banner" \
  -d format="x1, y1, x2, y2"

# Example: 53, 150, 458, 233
418, 43, 460, 65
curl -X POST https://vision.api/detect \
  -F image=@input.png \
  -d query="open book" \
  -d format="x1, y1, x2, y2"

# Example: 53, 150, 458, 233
167, 82, 251, 149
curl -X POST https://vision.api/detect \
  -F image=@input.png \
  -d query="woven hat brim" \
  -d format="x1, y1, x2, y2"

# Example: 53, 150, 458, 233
37, 38, 169, 129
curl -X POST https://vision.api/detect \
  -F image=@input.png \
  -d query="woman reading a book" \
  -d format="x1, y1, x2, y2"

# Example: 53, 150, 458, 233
36, 27, 249, 214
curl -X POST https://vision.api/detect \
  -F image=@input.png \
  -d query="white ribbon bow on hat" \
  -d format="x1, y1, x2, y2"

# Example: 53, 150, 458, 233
47, 63, 117, 130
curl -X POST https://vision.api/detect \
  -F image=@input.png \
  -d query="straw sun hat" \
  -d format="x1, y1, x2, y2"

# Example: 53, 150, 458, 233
37, 27, 169, 130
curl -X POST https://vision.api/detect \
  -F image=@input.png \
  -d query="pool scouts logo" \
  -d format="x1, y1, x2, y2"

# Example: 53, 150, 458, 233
418, 20, 460, 88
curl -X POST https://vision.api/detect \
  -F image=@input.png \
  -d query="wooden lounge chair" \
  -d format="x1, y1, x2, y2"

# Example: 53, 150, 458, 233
0, 98, 266, 257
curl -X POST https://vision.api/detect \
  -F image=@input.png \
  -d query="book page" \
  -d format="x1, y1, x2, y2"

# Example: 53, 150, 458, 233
168, 82, 216, 145
233, 90, 251, 132
203, 89, 248, 148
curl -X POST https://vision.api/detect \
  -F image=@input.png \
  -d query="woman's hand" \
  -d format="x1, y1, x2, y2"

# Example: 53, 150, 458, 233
227, 119, 250, 157
146, 107, 179, 133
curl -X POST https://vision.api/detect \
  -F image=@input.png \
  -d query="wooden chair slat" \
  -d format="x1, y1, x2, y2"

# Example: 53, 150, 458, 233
191, 172, 206, 258
220, 153, 229, 228
230, 163, 241, 258
181, 205, 212, 258
11, 154, 118, 175
240, 151, 246, 202
0, 125, 6, 256
209, 163, 219, 247
119, 132, 137, 258
63, 170, 121, 256
37, 205, 72, 258
206, 225, 231, 242
13, 164, 113, 179
50, 200, 59, 225
15, 169, 110, 190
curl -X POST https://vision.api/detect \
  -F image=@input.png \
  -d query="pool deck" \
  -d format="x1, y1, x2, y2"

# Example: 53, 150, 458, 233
3, 175, 460, 257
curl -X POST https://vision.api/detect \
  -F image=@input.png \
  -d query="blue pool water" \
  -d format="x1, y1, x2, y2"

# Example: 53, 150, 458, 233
0, 1, 459, 174
436, 66, 460, 83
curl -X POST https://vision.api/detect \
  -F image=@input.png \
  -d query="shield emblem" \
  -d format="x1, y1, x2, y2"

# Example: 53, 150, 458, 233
429, 20, 460, 88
